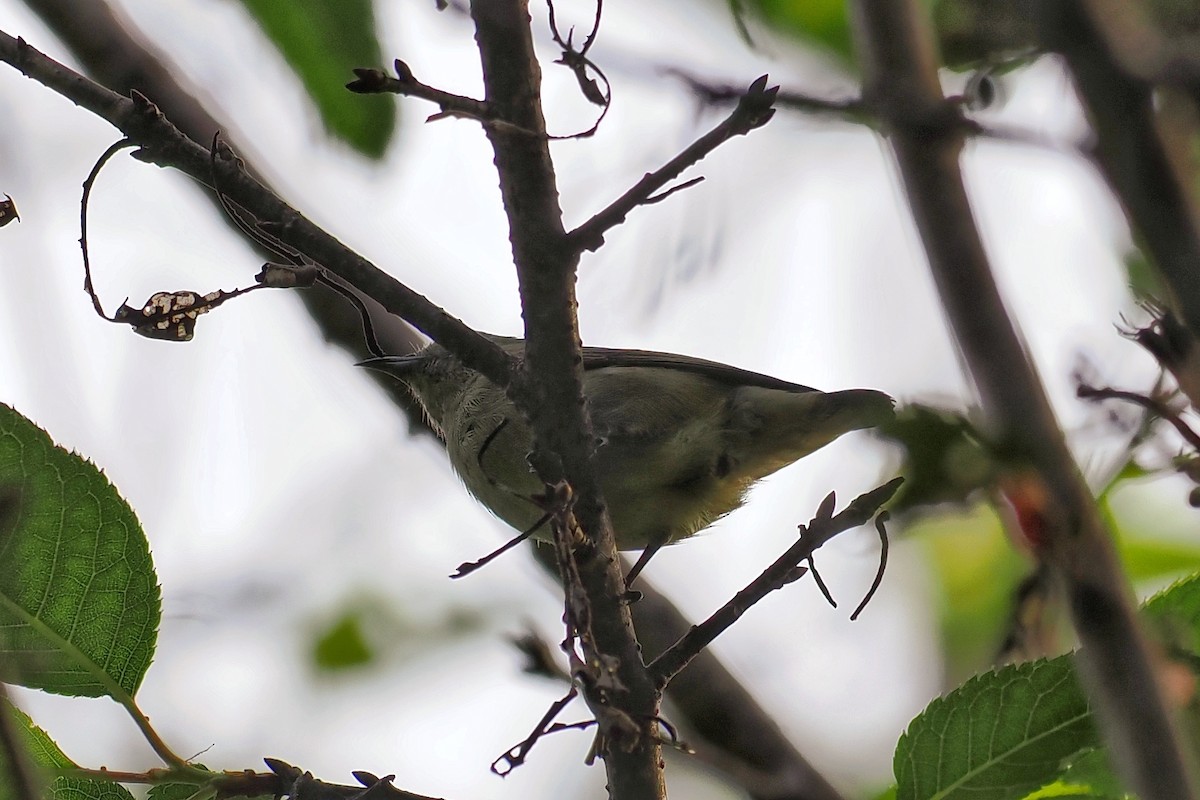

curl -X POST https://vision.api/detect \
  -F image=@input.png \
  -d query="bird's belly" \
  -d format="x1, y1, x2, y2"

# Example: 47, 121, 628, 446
442, 404, 749, 551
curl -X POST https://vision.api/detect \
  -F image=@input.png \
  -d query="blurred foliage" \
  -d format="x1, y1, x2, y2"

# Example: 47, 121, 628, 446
235, 0, 395, 157
312, 609, 375, 671
914, 460, 1200, 685
1124, 247, 1168, 302
306, 594, 491, 675
916, 505, 1027, 683
744, 0, 854, 62
738, 0, 1044, 70
878, 404, 995, 514
929, 0, 1037, 68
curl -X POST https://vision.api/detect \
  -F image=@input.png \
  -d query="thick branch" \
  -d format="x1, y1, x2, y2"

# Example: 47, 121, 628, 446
468, 2, 662, 797
0, 32, 510, 389
21, 0, 426, 372
1039, 0, 1200, 343
848, 2, 1197, 798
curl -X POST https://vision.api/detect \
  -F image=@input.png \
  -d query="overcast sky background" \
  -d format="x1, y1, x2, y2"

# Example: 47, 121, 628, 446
0, 0, 1174, 797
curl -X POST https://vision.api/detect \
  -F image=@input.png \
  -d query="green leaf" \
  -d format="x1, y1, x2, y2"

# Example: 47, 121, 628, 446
3, 701, 136, 800
0, 405, 160, 699
236, 0, 395, 157
1143, 574, 1200, 667
1051, 748, 1131, 799
877, 405, 996, 514
0, 700, 48, 800
895, 657, 1097, 800
5, 701, 74, 770
1144, 573, 1200, 627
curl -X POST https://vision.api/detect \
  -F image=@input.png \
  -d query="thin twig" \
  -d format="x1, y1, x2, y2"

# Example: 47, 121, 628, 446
666, 68, 1080, 153
567, 75, 777, 253
346, 59, 491, 123
79, 138, 135, 318
649, 478, 902, 689
491, 687, 581, 776
1076, 384, 1200, 451
850, 511, 890, 621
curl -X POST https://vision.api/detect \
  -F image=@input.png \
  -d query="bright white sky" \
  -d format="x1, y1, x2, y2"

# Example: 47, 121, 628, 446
0, 0, 1169, 798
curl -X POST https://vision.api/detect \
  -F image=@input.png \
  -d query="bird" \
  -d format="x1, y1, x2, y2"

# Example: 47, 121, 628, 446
361, 335, 894, 581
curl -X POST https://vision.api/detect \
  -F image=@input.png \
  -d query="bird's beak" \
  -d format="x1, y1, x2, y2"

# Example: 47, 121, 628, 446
355, 355, 426, 377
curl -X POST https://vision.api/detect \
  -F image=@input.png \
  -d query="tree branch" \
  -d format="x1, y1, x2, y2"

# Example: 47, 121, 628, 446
567, 75, 777, 252
21, 0, 427, 372
1039, 0, 1200, 344
468, 1, 662, 796
0, 31, 511, 389
649, 480, 900, 688
848, 2, 1198, 798
346, 59, 491, 122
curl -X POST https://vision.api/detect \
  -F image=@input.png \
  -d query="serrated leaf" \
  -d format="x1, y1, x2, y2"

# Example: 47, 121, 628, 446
5, 701, 74, 770
1143, 573, 1200, 625
236, 0, 395, 157
0, 405, 160, 699
47, 782, 135, 800
3, 701, 136, 800
0, 701, 47, 800
895, 657, 1097, 800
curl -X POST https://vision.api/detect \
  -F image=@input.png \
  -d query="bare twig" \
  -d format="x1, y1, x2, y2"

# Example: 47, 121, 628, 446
491, 687, 582, 776
665, 68, 1078, 152
850, 511, 891, 621
346, 59, 491, 123
649, 479, 902, 689
568, 75, 777, 253
545, 0, 612, 138
79, 138, 133, 318
80, 135, 276, 341
524, 542, 849, 800
22, 0, 427, 370
1126, 306, 1200, 411
1076, 383, 1200, 450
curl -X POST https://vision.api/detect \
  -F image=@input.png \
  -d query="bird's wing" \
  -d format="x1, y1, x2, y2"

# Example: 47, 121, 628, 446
580, 346, 817, 393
